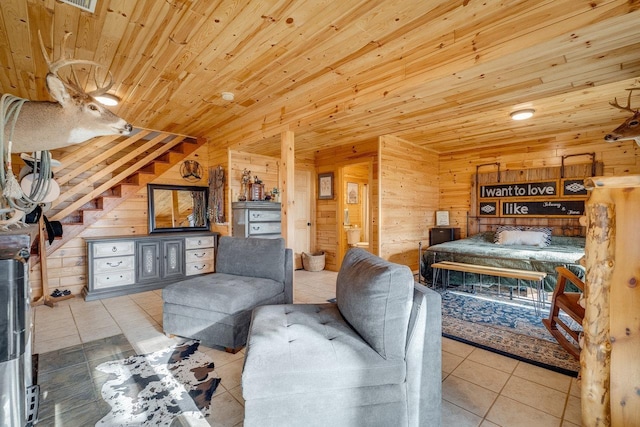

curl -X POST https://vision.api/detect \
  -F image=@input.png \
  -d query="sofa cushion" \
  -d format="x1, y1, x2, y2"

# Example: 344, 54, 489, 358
163, 273, 284, 314
216, 237, 286, 283
336, 248, 413, 360
242, 303, 407, 400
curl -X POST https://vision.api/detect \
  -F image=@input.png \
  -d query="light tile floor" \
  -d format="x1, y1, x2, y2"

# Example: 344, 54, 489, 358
32, 269, 581, 426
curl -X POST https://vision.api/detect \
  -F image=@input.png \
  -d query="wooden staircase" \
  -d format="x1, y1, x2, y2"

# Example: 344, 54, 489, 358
42, 131, 206, 256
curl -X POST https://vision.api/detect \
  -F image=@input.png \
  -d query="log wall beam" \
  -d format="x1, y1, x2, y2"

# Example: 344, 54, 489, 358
280, 130, 295, 246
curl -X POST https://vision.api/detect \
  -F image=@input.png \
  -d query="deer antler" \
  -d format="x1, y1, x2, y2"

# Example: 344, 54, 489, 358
87, 70, 114, 97
609, 87, 640, 113
37, 30, 114, 97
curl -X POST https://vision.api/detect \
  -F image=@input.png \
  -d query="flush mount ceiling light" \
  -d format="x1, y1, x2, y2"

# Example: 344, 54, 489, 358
60, 0, 97, 13
94, 94, 120, 106
510, 109, 535, 121
221, 92, 235, 101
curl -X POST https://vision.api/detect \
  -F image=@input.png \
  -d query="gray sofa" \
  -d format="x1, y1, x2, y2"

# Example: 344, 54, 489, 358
162, 236, 293, 351
242, 248, 442, 426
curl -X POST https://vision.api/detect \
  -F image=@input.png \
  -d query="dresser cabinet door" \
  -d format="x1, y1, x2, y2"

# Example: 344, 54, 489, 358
162, 240, 184, 279
136, 241, 161, 282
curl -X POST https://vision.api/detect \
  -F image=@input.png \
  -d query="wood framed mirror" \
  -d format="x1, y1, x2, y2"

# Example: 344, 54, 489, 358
148, 183, 210, 233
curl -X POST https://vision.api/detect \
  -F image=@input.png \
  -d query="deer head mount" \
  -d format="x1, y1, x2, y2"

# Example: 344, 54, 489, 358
5, 31, 132, 153
604, 87, 640, 147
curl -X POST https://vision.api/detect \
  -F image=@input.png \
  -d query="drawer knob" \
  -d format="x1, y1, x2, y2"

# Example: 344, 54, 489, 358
106, 261, 123, 267
112, 246, 117, 252
194, 265, 204, 270
194, 253, 206, 258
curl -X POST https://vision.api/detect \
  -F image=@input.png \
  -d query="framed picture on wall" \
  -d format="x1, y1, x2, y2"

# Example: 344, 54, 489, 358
435, 210, 450, 226
318, 172, 334, 199
347, 182, 358, 204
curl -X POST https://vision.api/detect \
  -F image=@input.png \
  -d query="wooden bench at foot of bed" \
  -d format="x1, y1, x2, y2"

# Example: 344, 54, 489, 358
431, 261, 547, 313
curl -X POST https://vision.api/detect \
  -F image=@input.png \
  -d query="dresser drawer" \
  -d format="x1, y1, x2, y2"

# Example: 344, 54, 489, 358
186, 261, 215, 276
249, 209, 281, 222
93, 270, 135, 289
93, 255, 135, 274
185, 236, 215, 250
248, 222, 281, 235
92, 241, 135, 258
185, 248, 214, 263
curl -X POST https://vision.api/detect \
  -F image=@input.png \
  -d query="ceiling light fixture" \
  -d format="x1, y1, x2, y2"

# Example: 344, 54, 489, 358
510, 109, 535, 121
94, 94, 121, 106
221, 92, 235, 101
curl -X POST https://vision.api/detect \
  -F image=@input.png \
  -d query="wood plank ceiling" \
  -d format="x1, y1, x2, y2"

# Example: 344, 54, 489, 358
1, 0, 639, 158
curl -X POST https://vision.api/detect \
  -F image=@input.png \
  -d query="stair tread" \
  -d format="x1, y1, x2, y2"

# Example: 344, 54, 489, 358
47, 136, 205, 256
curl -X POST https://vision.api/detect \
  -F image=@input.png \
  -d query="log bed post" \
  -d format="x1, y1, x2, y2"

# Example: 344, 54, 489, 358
582, 175, 640, 427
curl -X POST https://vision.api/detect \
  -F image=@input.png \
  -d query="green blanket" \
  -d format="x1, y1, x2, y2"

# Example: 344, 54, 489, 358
421, 232, 585, 292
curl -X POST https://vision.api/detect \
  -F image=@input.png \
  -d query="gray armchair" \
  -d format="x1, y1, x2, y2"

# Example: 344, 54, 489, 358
242, 248, 442, 426
163, 237, 293, 351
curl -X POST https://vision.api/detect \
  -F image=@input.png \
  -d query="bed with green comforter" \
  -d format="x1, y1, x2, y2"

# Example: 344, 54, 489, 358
420, 231, 585, 292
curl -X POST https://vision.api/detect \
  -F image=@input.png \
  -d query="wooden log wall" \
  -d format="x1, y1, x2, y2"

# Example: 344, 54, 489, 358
29, 144, 210, 298
439, 137, 640, 238
379, 135, 439, 271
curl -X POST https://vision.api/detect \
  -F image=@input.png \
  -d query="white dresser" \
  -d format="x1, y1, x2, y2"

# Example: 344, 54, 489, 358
232, 201, 281, 238
84, 232, 218, 300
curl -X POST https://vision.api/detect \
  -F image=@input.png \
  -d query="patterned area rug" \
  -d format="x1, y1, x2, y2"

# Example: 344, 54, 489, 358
95, 340, 221, 426
442, 290, 581, 377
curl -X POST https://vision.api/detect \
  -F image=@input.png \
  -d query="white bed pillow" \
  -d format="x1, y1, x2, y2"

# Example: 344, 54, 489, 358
496, 230, 548, 247
524, 226, 553, 246
493, 225, 522, 243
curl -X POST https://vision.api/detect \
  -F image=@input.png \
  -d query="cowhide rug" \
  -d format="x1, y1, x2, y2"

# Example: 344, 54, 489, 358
95, 340, 220, 426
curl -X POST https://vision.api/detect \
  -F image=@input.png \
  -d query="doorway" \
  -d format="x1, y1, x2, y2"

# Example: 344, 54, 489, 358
292, 169, 312, 269
340, 161, 372, 262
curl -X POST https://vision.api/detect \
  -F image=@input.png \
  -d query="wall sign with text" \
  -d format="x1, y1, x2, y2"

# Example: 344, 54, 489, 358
501, 200, 584, 217
478, 179, 588, 218
479, 181, 557, 199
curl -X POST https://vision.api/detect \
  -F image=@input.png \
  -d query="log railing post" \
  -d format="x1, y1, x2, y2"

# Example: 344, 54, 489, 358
582, 176, 640, 427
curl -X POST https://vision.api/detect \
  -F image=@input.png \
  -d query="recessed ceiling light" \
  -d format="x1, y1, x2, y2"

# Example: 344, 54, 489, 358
510, 109, 535, 120
221, 92, 235, 101
94, 94, 120, 106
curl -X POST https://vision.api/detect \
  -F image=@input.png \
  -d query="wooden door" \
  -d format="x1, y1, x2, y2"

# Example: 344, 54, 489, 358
293, 169, 311, 269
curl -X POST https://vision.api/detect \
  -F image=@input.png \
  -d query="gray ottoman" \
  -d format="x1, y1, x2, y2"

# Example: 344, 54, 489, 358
162, 237, 293, 350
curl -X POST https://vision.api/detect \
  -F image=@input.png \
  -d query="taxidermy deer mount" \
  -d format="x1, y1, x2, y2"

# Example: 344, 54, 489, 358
604, 87, 640, 147
4, 31, 132, 153
0, 31, 132, 230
